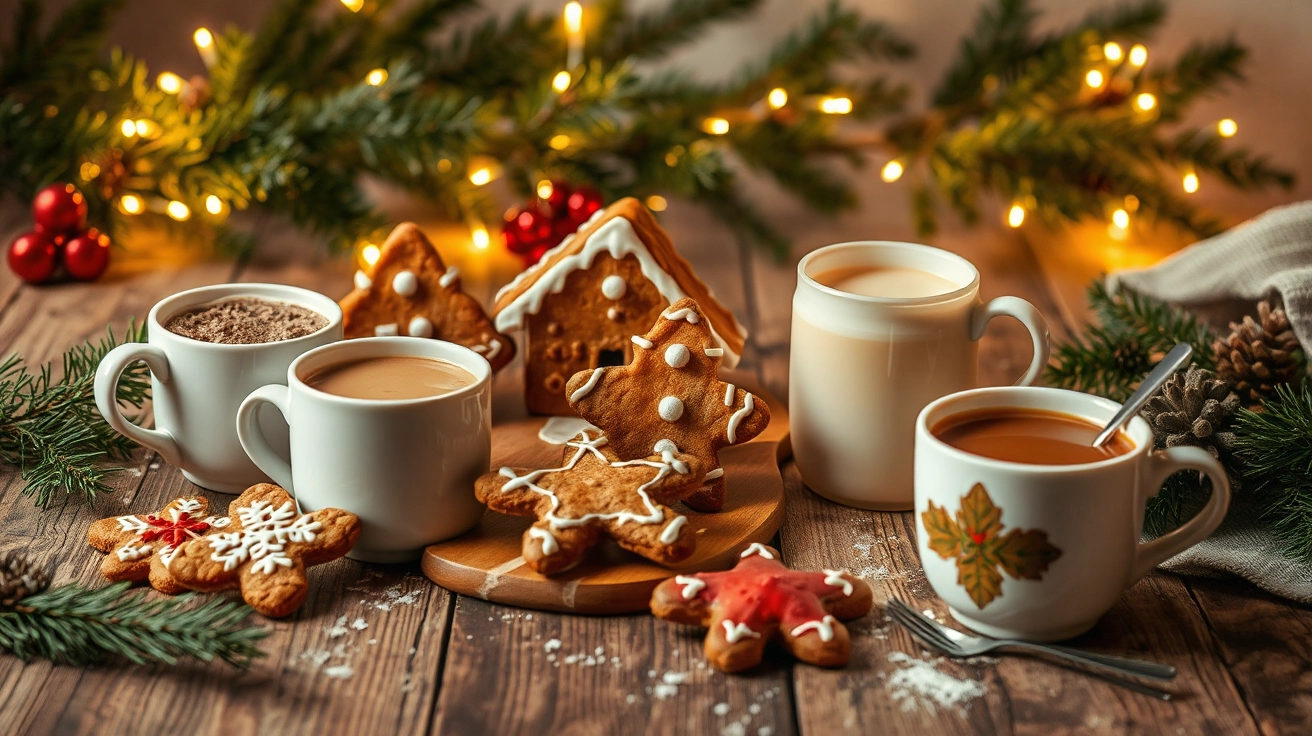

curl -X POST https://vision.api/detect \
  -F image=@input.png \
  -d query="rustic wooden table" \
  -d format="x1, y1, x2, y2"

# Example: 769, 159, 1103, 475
0, 212, 1308, 735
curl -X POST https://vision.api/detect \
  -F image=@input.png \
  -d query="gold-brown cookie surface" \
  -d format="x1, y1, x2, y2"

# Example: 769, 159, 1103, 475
87, 496, 230, 594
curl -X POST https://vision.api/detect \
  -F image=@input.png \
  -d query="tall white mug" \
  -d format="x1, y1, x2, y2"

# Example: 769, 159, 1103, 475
236, 337, 492, 562
790, 242, 1050, 510
95, 283, 343, 493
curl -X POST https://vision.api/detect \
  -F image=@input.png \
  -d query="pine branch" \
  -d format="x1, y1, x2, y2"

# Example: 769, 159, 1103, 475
1234, 384, 1312, 563
600, 0, 763, 63
0, 580, 268, 667
0, 323, 150, 508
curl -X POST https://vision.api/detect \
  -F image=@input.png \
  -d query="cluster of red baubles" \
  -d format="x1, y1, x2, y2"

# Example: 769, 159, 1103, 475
6, 183, 111, 284
501, 182, 604, 267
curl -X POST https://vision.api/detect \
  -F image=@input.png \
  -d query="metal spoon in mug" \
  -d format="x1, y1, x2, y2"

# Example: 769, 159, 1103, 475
1093, 342, 1194, 448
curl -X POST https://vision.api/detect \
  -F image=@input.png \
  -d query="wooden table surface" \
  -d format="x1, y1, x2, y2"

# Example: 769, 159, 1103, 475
0, 210, 1308, 736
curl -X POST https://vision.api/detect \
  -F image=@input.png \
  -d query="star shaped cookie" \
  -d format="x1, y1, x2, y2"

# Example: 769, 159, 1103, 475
340, 222, 515, 372
650, 544, 872, 672
566, 297, 770, 512
166, 484, 361, 618
87, 496, 231, 594
474, 430, 708, 575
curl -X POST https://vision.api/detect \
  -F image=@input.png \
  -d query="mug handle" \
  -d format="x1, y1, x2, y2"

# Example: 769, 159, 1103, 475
1130, 446, 1231, 582
236, 385, 296, 495
970, 296, 1051, 387
94, 343, 182, 467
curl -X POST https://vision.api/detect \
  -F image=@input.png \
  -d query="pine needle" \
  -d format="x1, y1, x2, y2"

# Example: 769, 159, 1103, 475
1234, 384, 1312, 563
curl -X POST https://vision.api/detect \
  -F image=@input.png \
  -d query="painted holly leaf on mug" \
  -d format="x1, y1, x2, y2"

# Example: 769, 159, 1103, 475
920, 483, 1062, 609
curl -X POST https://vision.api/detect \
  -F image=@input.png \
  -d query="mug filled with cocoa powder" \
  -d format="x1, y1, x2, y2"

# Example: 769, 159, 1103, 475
94, 283, 342, 492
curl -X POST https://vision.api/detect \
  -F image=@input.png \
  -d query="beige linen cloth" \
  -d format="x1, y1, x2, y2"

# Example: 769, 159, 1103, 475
1107, 201, 1312, 603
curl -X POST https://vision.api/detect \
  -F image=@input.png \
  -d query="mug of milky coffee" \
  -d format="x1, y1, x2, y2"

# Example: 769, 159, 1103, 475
790, 241, 1051, 509
915, 386, 1231, 640
236, 337, 491, 562
95, 284, 342, 492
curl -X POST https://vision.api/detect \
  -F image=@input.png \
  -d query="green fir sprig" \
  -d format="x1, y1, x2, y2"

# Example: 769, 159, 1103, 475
0, 322, 150, 507
1234, 384, 1312, 563
0, 578, 267, 667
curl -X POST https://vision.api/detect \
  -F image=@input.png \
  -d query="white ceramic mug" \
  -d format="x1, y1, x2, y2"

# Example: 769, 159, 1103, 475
790, 241, 1050, 510
915, 386, 1231, 641
236, 337, 492, 562
95, 283, 342, 493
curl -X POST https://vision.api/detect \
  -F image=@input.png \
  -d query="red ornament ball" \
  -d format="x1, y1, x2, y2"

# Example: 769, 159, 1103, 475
32, 183, 87, 236
566, 187, 603, 225
6, 231, 58, 284
544, 179, 572, 211
62, 228, 112, 281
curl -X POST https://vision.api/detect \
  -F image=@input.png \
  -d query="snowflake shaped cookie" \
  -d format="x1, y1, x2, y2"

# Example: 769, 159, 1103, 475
87, 496, 230, 594
167, 484, 361, 618
650, 544, 872, 672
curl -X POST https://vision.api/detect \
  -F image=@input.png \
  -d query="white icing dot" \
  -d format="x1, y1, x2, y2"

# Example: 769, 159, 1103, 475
353, 270, 372, 290
601, 275, 627, 300
439, 267, 460, 288
607, 307, 619, 321
407, 316, 433, 338
658, 396, 684, 422
392, 270, 418, 297
704, 467, 724, 480
664, 344, 690, 369
375, 323, 399, 336
653, 439, 678, 455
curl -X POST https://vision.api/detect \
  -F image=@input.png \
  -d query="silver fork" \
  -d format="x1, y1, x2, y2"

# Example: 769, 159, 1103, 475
887, 599, 1176, 701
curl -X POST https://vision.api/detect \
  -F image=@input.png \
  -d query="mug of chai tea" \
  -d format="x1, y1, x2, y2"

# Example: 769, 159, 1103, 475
94, 284, 342, 493
236, 337, 492, 562
790, 241, 1050, 510
915, 386, 1231, 641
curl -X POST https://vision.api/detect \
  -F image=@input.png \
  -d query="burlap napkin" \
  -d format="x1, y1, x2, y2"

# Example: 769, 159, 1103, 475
1108, 200, 1312, 603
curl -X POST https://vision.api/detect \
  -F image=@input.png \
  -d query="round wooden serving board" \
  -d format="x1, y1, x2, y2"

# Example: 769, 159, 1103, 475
421, 371, 789, 614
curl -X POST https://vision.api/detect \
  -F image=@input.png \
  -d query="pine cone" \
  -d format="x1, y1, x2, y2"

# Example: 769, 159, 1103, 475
1213, 301, 1304, 409
1140, 365, 1240, 462
0, 550, 50, 606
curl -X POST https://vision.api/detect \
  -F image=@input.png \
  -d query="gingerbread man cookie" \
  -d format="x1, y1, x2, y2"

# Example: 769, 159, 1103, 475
166, 484, 361, 618
566, 297, 770, 512
650, 544, 872, 672
340, 222, 515, 372
474, 430, 708, 575
87, 496, 231, 594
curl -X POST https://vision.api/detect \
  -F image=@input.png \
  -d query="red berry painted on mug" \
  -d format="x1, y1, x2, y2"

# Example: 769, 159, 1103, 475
62, 228, 112, 281
32, 183, 87, 236
6, 231, 58, 284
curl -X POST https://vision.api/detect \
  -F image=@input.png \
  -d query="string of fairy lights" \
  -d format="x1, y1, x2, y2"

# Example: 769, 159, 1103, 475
100, 1, 1245, 261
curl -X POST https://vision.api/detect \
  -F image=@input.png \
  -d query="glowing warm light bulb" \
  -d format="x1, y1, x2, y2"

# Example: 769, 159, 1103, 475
1217, 118, 1238, 137
119, 194, 144, 214
819, 96, 853, 114
193, 28, 214, 49
157, 72, 183, 94
564, 2, 583, 33
80, 162, 101, 181
205, 195, 224, 214
469, 168, 493, 186
646, 195, 668, 212
120, 119, 136, 137
550, 134, 571, 150
361, 243, 381, 266
537, 180, 554, 200
134, 119, 152, 136
1133, 93, 1156, 111
1103, 42, 1124, 62
552, 71, 571, 92
471, 226, 490, 250
366, 68, 387, 86
1128, 44, 1148, 67
166, 200, 191, 221
704, 117, 729, 135
341, 0, 364, 12
1183, 172, 1200, 194
881, 160, 904, 182
767, 88, 788, 109
1007, 204, 1026, 228
1085, 69, 1105, 88
1112, 208, 1130, 229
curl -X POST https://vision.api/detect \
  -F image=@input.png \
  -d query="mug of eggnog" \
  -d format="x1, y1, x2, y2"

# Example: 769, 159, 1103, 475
789, 241, 1050, 509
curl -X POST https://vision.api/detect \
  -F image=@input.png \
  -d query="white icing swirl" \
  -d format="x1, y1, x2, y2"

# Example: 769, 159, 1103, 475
569, 368, 605, 403
659, 515, 687, 544
790, 615, 836, 642
674, 575, 705, 600
727, 393, 755, 444
529, 526, 559, 556
439, 267, 460, 288
740, 542, 774, 560
631, 335, 653, 349
722, 620, 761, 643
663, 307, 700, 324
823, 569, 854, 596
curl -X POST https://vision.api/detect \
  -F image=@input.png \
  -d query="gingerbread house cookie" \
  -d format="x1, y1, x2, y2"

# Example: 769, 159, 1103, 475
340, 222, 515, 372
491, 198, 747, 415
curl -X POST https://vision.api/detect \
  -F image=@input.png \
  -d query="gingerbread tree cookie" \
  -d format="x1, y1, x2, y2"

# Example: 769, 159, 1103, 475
566, 297, 770, 512
474, 430, 708, 575
340, 222, 515, 372
166, 484, 361, 618
650, 544, 872, 672
87, 497, 231, 594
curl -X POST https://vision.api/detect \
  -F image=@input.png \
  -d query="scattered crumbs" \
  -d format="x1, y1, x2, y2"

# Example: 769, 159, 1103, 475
672, 649, 678, 657
149, 462, 160, 470
325, 615, 350, 639
610, 656, 621, 667
662, 672, 687, 685
653, 684, 679, 699
488, 616, 494, 621
595, 645, 605, 656
299, 649, 332, 667
749, 704, 761, 715
547, 654, 556, 662
368, 639, 377, 645
626, 694, 637, 705
526, 614, 533, 621
298, 641, 354, 678
758, 729, 772, 736
885, 651, 985, 716
351, 617, 368, 631
466, 635, 473, 640
501, 613, 514, 621
721, 724, 745, 736
360, 582, 422, 611
323, 664, 355, 680
127, 468, 143, 477
713, 703, 730, 716
852, 538, 895, 580
409, 647, 417, 655
647, 669, 657, 678
545, 638, 562, 653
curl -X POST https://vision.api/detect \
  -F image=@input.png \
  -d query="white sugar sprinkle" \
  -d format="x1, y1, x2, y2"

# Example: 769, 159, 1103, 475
662, 671, 687, 685
323, 664, 355, 679
653, 684, 679, 699
885, 652, 985, 716
351, 618, 368, 631
713, 702, 730, 716
721, 724, 745, 736
544, 638, 562, 653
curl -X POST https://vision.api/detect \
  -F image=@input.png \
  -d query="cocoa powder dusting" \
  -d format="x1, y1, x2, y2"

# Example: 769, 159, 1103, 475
166, 297, 328, 344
